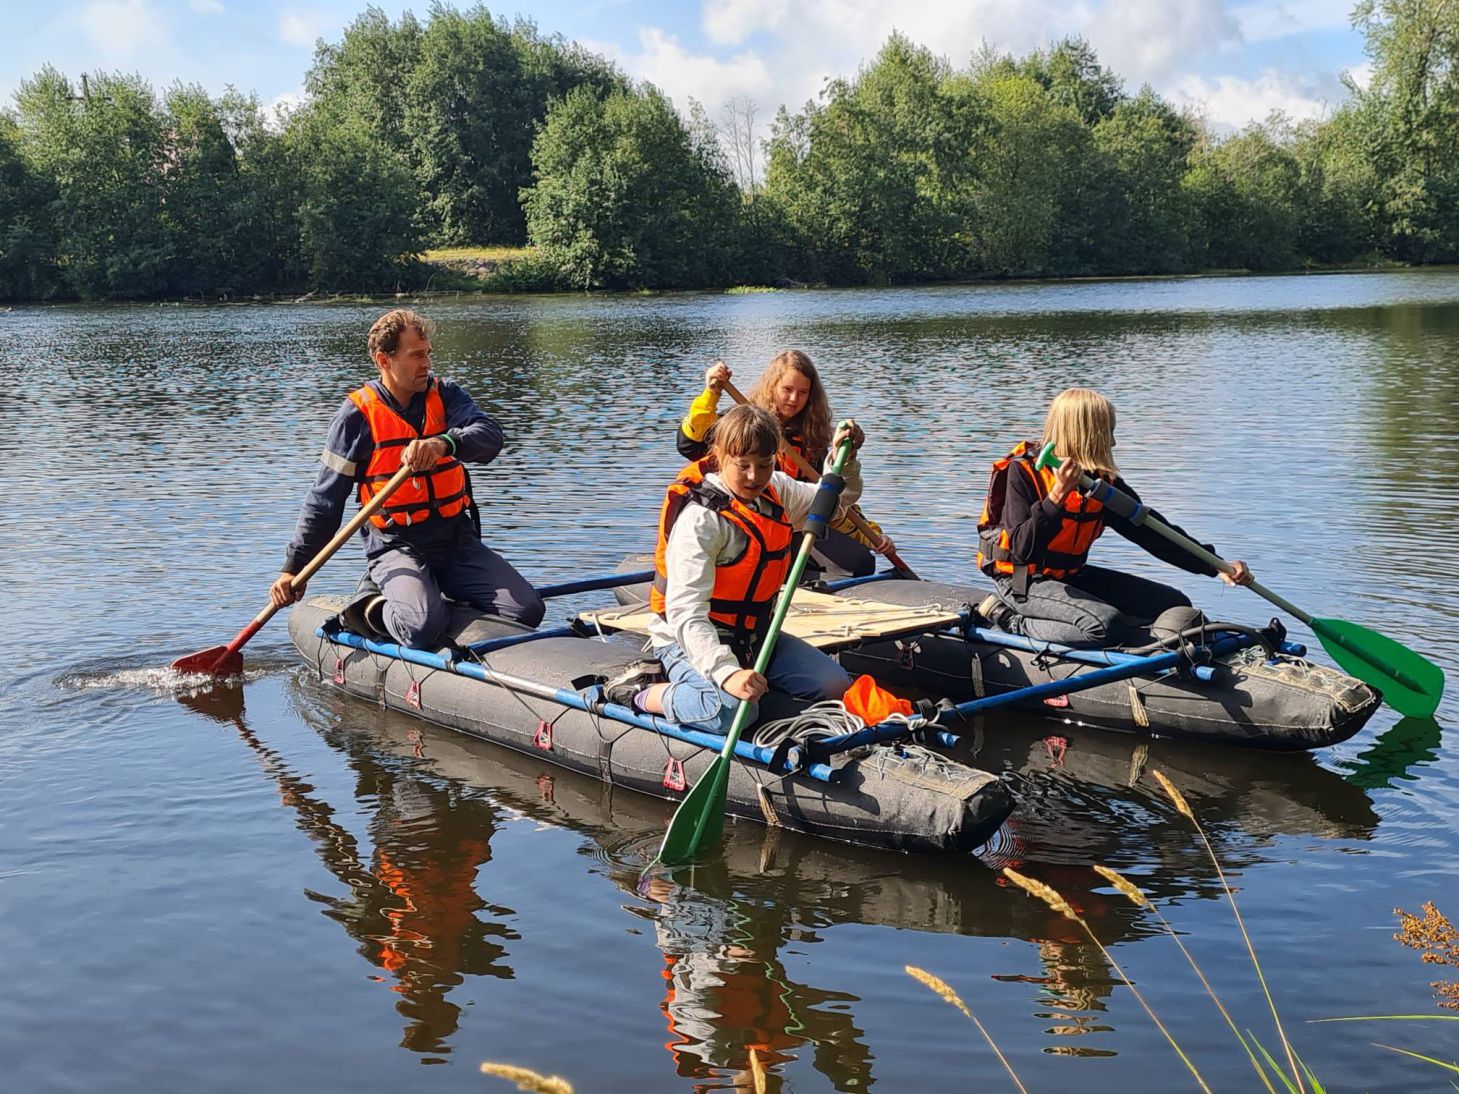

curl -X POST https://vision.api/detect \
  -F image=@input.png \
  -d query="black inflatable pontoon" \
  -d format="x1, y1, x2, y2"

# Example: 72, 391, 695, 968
289, 596, 1015, 855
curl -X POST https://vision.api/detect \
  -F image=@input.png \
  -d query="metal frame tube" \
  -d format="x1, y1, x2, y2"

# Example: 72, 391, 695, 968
316, 628, 839, 783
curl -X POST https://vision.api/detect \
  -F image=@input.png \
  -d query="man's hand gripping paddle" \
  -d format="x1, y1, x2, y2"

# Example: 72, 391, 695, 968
172, 463, 416, 678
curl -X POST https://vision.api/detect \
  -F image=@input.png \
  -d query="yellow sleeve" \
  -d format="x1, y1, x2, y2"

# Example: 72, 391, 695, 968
680, 387, 722, 443
832, 503, 884, 546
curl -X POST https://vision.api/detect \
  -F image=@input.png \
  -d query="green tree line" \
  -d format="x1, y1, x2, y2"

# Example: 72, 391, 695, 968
1, 0, 1455, 300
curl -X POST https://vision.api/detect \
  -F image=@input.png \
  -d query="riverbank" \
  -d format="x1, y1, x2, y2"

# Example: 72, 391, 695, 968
2, 252, 1429, 307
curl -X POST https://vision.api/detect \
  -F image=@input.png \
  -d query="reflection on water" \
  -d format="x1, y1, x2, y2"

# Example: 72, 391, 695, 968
247, 669, 1420, 1083
8, 271, 1459, 1090
181, 688, 518, 1059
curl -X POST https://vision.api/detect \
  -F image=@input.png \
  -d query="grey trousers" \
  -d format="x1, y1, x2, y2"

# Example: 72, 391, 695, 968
810, 527, 875, 578
367, 535, 546, 648
993, 564, 1193, 648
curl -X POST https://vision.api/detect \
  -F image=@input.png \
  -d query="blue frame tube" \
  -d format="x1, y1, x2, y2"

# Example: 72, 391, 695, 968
962, 624, 1228, 682
957, 627, 1305, 681
812, 632, 1264, 757
316, 628, 839, 783
536, 570, 654, 599
465, 624, 578, 654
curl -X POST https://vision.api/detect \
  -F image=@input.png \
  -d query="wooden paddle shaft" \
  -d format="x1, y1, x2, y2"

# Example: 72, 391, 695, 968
719, 377, 885, 545
235, 462, 419, 640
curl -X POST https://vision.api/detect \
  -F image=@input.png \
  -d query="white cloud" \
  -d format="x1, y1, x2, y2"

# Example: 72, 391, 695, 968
1231, 0, 1353, 43
265, 85, 306, 126
601, 1, 1350, 135
1168, 69, 1343, 130
1091, 0, 1241, 83
702, 0, 791, 46
78, 0, 172, 63
189, 0, 224, 13
279, 9, 333, 49
603, 27, 781, 110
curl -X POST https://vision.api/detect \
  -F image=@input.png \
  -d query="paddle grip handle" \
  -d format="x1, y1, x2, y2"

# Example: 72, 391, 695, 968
804, 473, 844, 540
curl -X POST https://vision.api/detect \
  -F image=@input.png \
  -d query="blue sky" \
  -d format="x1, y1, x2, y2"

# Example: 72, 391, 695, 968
0, 0, 1371, 132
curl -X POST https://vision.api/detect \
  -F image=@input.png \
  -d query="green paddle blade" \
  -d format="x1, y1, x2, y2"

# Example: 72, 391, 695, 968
658, 747, 731, 865
1311, 615, 1445, 719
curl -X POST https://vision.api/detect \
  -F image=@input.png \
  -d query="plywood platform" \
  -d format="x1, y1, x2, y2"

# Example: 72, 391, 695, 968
577, 589, 966, 651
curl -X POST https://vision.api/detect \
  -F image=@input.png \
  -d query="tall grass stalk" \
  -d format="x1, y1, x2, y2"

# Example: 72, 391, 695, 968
1371, 1044, 1459, 1074
1002, 866, 1212, 1092
1152, 769, 1306, 1092
906, 965, 1029, 1093
1094, 864, 1278, 1094
479, 1061, 574, 1093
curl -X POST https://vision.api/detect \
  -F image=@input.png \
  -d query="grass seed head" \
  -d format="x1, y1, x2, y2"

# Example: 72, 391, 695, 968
479, 1062, 574, 1094
1003, 866, 1079, 922
1153, 769, 1194, 819
1095, 865, 1150, 907
906, 964, 975, 1019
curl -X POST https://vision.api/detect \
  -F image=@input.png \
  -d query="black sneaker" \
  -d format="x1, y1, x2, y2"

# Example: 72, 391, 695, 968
603, 660, 666, 706
339, 587, 389, 638
975, 594, 1018, 633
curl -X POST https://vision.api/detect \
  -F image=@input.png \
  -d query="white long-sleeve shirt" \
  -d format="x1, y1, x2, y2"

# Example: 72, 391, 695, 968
647, 457, 862, 687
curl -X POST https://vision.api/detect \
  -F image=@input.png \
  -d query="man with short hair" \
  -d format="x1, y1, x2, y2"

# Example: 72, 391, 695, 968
269, 308, 544, 647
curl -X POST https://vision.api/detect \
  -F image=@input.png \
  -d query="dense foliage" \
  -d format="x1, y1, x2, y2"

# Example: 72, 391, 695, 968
1, 1, 1455, 299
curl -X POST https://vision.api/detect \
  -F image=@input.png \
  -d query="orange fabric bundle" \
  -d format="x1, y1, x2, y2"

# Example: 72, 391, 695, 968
842, 673, 914, 723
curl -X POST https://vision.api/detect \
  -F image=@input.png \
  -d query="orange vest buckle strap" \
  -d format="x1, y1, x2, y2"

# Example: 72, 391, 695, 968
347, 381, 471, 530
650, 458, 794, 659
975, 441, 1107, 595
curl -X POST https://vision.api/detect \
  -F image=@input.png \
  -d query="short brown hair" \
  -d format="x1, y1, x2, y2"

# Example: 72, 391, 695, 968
709, 404, 782, 459
367, 309, 434, 358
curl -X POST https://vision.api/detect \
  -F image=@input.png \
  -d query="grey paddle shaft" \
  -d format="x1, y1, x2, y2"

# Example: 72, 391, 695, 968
1076, 472, 1313, 626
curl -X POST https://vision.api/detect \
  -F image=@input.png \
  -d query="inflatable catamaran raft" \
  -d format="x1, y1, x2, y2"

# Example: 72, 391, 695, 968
290, 563, 1379, 856
600, 570, 1382, 750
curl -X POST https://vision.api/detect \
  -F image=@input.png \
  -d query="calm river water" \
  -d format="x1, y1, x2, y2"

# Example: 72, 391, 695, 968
5, 271, 1458, 1092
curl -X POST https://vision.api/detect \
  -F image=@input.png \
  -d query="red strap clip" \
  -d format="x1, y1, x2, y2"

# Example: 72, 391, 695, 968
405, 680, 421, 709
1043, 693, 1070, 708
533, 719, 553, 750
662, 757, 686, 792
333, 657, 346, 685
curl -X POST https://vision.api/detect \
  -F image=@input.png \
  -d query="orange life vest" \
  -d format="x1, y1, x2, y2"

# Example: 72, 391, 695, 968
777, 426, 821, 482
976, 440, 1106, 592
348, 381, 470, 530
650, 458, 794, 656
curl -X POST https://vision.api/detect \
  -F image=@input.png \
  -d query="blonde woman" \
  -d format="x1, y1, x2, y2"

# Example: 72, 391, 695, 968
676, 351, 892, 576
975, 388, 1253, 647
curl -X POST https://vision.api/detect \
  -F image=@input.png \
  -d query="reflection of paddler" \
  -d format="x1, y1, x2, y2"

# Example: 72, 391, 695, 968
678, 354, 896, 577
642, 873, 873, 1091
342, 770, 510, 1054
206, 701, 512, 1056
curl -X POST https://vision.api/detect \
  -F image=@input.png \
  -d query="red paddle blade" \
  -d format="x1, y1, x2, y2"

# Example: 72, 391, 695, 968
171, 646, 243, 677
